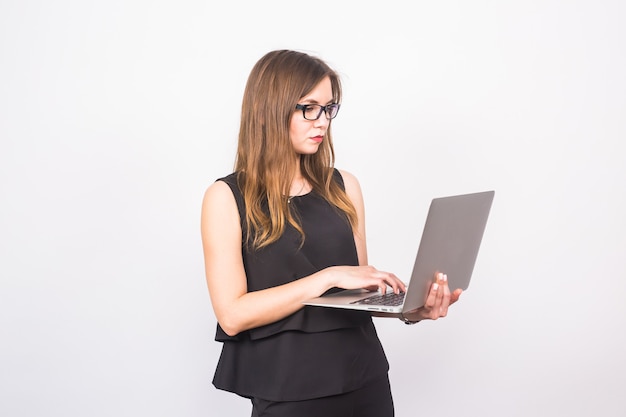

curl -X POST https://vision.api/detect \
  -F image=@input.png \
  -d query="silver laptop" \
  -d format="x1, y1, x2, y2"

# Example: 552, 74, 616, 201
303, 190, 494, 313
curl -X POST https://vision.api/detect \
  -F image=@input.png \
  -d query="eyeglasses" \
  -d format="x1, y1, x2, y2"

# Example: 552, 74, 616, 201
295, 103, 341, 121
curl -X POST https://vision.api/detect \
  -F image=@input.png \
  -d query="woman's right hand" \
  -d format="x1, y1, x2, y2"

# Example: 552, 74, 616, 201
325, 265, 406, 295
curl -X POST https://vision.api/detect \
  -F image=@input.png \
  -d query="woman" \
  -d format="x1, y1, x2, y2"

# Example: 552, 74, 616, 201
201, 49, 462, 417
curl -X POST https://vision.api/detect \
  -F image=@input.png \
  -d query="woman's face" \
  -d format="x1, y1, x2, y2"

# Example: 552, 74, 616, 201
289, 76, 334, 155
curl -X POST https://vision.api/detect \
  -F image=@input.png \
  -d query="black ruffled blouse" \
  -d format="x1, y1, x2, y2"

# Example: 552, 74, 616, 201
211, 170, 389, 402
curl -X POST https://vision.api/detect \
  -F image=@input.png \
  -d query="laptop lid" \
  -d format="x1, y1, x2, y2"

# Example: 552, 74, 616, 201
401, 190, 494, 312
303, 190, 494, 313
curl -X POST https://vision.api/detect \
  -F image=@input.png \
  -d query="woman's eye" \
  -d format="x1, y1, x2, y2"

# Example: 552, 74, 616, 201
305, 106, 319, 116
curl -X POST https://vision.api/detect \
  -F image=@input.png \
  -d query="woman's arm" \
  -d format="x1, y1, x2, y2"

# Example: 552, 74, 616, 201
200, 180, 405, 337
338, 169, 370, 267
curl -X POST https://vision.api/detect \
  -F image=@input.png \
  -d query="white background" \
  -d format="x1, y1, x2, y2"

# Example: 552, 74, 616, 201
1, 1, 625, 416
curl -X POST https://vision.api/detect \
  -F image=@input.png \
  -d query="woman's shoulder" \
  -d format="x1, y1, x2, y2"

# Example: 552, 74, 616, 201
334, 168, 361, 191
211, 171, 242, 192
335, 168, 356, 181
203, 172, 240, 209
215, 172, 239, 188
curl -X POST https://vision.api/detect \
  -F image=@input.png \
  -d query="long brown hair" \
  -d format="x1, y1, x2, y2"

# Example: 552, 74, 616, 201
234, 50, 357, 249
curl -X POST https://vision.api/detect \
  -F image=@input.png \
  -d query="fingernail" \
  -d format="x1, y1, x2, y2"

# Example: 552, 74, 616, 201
433, 283, 439, 291
442, 274, 447, 282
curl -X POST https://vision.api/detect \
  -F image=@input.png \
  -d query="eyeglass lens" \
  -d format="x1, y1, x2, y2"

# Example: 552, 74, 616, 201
300, 104, 340, 120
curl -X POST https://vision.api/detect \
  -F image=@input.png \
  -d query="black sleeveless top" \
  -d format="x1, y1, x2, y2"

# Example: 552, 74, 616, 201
211, 170, 389, 402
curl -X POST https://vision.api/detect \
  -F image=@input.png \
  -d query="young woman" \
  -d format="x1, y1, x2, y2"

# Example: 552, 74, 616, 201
201, 49, 462, 417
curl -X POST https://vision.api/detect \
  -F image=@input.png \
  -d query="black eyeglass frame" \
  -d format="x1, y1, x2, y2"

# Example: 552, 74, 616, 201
294, 103, 341, 120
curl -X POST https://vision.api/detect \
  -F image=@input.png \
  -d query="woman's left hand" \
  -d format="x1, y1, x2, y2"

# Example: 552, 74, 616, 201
402, 272, 462, 322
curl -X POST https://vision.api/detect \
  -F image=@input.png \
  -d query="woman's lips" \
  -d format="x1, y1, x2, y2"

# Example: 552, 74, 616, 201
311, 135, 323, 143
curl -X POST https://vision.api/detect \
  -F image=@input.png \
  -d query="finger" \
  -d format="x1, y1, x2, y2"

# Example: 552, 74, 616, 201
385, 273, 405, 294
433, 274, 445, 309
425, 273, 447, 319
423, 281, 439, 311
396, 274, 407, 292
450, 288, 463, 304
369, 274, 388, 294
370, 271, 404, 294
439, 274, 451, 317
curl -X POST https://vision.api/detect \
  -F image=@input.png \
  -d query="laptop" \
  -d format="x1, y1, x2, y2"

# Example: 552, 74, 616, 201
303, 190, 494, 313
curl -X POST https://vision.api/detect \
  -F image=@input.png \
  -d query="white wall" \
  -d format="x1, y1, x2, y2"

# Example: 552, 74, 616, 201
1, 1, 624, 416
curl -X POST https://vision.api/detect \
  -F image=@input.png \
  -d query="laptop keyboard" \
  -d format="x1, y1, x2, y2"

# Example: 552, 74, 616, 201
350, 291, 406, 306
